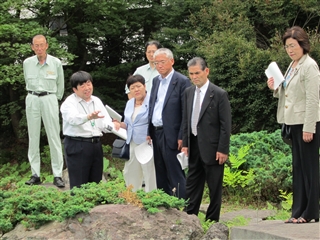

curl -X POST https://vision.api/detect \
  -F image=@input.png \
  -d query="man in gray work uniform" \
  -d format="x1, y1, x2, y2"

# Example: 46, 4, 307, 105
23, 34, 65, 188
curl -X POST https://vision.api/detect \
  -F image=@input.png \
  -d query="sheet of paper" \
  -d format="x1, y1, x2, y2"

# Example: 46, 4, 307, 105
106, 125, 127, 140
134, 141, 153, 164
265, 62, 284, 89
177, 152, 188, 170
105, 104, 122, 122
112, 127, 127, 140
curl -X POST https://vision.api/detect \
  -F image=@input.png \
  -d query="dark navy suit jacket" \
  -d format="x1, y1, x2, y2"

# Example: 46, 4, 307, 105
148, 70, 191, 149
182, 81, 231, 165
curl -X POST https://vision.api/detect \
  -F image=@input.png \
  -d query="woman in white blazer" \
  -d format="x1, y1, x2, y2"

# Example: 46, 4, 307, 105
267, 26, 320, 224
118, 75, 156, 192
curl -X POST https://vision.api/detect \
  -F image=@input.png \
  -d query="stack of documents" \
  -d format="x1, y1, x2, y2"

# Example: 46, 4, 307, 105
265, 62, 285, 89
105, 104, 127, 140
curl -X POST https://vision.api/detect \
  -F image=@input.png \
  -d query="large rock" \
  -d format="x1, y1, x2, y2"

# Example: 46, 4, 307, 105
201, 222, 229, 240
2, 204, 204, 240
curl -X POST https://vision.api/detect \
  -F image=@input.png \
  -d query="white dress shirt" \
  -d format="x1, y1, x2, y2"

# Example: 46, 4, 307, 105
60, 93, 114, 137
192, 80, 209, 111
152, 69, 174, 127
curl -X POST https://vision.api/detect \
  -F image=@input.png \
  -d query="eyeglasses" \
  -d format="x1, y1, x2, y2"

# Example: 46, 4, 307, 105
154, 60, 169, 66
129, 84, 143, 91
32, 43, 47, 49
284, 44, 297, 50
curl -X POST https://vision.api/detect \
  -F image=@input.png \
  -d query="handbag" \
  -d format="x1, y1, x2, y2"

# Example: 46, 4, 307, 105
112, 139, 130, 160
281, 123, 292, 145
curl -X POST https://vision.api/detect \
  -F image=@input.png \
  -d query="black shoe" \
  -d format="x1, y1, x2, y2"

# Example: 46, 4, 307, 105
53, 177, 65, 188
25, 175, 41, 185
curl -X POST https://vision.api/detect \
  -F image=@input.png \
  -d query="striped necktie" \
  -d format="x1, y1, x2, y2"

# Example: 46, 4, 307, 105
192, 88, 201, 136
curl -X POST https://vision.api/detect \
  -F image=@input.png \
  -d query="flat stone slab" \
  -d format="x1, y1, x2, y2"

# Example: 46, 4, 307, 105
220, 209, 276, 223
230, 219, 320, 240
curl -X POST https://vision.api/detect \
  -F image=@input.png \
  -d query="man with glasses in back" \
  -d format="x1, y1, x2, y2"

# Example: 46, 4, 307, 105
125, 40, 161, 99
23, 34, 65, 188
147, 48, 191, 199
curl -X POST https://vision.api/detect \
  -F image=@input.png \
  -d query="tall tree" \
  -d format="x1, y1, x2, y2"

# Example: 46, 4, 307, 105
188, 0, 320, 133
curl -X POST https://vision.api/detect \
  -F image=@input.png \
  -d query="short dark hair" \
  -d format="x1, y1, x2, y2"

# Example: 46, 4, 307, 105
282, 26, 310, 54
187, 57, 208, 70
70, 71, 93, 88
127, 74, 145, 89
145, 40, 161, 51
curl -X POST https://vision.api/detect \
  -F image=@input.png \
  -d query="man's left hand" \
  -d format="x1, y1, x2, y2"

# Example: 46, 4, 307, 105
216, 152, 228, 165
177, 140, 182, 150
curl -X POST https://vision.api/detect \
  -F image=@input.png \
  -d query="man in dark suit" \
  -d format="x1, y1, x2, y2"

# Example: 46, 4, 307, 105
182, 57, 231, 221
147, 48, 191, 199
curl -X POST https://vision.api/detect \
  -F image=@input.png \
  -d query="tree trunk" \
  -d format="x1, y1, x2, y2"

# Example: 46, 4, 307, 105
9, 85, 22, 140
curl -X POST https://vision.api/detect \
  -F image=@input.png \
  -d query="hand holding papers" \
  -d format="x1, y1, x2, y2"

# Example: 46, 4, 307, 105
105, 104, 122, 122
106, 124, 127, 140
265, 62, 284, 90
105, 104, 126, 139
177, 152, 188, 170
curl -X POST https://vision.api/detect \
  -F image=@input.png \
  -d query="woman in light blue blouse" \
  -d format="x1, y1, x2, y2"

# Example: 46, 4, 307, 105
119, 75, 156, 192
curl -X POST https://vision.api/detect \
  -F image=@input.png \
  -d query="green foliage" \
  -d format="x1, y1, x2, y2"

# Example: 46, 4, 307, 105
136, 189, 186, 214
201, 130, 292, 205
0, 143, 186, 234
222, 215, 250, 229
197, 212, 215, 233
229, 130, 292, 203
279, 189, 293, 212
198, 212, 250, 233
39, 145, 54, 178
0, 182, 94, 232
265, 201, 290, 221
0, 178, 186, 233
198, 31, 276, 133
223, 144, 255, 189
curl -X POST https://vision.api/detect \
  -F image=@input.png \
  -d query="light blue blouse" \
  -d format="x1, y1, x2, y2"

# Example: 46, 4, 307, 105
124, 93, 150, 144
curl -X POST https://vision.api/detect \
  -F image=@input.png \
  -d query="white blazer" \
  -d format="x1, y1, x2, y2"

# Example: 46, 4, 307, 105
274, 54, 320, 133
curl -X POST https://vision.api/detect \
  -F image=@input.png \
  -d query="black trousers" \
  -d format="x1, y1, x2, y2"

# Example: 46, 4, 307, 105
63, 137, 103, 190
185, 134, 224, 222
152, 128, 186, 199
291, 123, 320, 220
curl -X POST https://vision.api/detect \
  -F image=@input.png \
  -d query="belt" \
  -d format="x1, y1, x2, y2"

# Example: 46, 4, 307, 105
66, 136, 101, 143
154, 126, 163, 131
28, 91, 51, 97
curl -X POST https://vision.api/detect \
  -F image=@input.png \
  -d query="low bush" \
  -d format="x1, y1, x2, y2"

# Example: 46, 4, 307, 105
0, 179, 186, 233
226, 130, 292, 203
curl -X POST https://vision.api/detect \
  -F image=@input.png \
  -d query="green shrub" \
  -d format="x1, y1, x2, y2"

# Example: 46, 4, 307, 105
0, 180, 186, 233
229, 130, 292, 202
223, 144, 255, 201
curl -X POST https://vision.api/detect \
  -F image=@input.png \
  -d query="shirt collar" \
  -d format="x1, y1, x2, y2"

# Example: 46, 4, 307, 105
74, 93, 93, 104
197, 79, 209, 93
36, 54, 49, 66
158, 68, 174, 83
